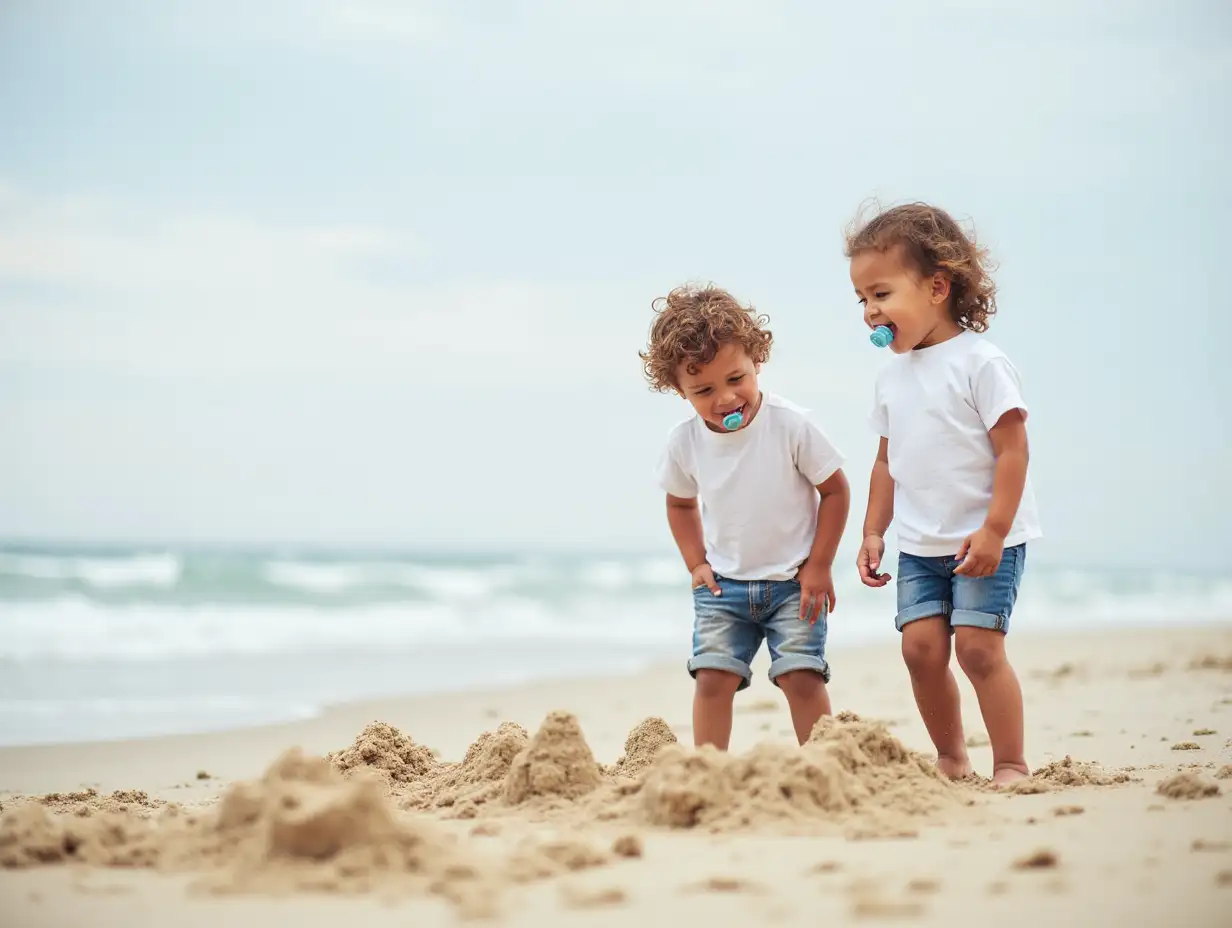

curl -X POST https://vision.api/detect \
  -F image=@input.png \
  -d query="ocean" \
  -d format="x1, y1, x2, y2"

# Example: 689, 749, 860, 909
1, 543, 1229, 747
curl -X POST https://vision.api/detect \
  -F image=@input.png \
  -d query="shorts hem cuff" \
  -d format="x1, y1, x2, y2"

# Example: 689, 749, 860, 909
895, 601, 952, 631
950, 609, 1008, 633
768, 656, 831, 684
688, 656, 753, 690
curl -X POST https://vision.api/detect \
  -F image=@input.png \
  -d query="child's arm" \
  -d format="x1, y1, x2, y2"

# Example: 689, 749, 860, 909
797, 469, 851, 622
665, 494, 721, 594
955, 409, 1028, 576
858, 437, 894, 587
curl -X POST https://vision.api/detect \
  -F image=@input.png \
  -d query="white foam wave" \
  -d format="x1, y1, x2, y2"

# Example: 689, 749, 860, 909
261, 560, 516, 598
0, 594, 691, 661
0, 552, 182, 588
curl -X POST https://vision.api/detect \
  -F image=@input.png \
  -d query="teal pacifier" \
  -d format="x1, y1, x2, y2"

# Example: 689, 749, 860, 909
869, 325, 894, 348
722, 410, 744, 431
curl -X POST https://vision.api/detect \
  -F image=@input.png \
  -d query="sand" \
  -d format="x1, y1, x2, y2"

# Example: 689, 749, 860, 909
1, 625, 1230, 926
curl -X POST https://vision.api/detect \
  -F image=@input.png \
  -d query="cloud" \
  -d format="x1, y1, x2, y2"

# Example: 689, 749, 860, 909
0, 181, 630, 382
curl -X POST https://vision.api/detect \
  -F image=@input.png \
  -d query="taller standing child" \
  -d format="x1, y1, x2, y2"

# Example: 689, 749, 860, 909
849, 203, 1042, 785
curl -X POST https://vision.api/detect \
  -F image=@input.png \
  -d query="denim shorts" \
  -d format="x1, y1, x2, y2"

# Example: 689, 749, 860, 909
688, 575, 831, 691
895, 544, 1027, 633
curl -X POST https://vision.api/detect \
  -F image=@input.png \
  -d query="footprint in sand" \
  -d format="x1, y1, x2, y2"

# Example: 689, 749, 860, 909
1192, 839, 1231, 852
686, 876, 764, 894
1013, 848, 1059, 870
560, 884, 628, 909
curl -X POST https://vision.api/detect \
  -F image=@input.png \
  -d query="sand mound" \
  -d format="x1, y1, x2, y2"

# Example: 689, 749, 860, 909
1156, 772, 1221, 800
1188, 654, 1232, 672
201, 749, 485, 898
1215, 765, 1232, 780
1031, 756, 1132, 787
635, 714, 956, 833
0, 801, 163, 869
612, 717, 677, 777
328, 722, 437, 786
504, 712, 603, 805
0, 746, 634, 914
0, 748, 496, 912
35, 788, 166, 818
403, 722, 530, 816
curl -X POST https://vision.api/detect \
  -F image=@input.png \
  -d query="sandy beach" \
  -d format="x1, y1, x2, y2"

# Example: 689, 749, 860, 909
1, 624, 1229, 927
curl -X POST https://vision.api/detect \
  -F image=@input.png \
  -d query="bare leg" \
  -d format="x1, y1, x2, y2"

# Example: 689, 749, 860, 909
692, 669, 744, 749
775, 669, 832, 744
955, 627, 1028, 784
901, 617, 971, 779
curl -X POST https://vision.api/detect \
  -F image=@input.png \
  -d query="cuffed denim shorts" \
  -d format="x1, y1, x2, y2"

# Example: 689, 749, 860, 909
688, 575, 830, 691
895, 543, 1027, 633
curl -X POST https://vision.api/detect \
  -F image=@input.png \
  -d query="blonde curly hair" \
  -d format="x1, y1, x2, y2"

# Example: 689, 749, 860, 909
845, 201, 998, 333
640, 283, 772, 393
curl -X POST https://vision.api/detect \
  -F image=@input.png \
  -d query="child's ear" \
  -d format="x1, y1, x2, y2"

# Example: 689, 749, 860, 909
930, 273, 952, 304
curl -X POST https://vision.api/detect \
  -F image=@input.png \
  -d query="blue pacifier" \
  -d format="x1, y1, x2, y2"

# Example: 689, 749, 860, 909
869, 325, 895, 348
721, 410, 744, 431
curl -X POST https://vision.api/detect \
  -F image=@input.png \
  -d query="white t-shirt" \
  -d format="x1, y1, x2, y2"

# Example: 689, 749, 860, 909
656, 392, 845, 581
869, 330, 1042, 557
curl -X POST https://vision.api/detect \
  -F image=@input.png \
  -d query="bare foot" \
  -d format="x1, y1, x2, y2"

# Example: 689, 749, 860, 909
992, 766, 1030, 786
936, 753, 973, 780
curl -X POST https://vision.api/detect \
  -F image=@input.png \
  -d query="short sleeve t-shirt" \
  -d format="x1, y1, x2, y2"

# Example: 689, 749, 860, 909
656, 392, 845, 581
869, 331, 1042, 557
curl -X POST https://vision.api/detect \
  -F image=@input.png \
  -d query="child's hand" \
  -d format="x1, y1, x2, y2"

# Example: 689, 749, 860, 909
857, 534, 891, 587
796, 560, 834, 624
954, 526, 1004, 577
690, 562, 721, 595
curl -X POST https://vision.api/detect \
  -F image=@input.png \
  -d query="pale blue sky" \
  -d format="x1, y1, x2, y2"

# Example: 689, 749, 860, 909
1, 0, 1228, 568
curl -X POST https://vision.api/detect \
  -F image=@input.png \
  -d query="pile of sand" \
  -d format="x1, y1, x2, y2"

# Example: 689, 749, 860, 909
504, 711, 604, 805
611, 717, 677, 777
328, 722, 438, 786
0, 747, 634, 916
327, 711, 970, 835
631, 713, 960, 834
1156, 772, 1221, 800
1027, 756, 1134, 789
1, 748, 494, 909
35, 787, 166, 818
404, 722, 530, 817
331, 714, 612, 814
1188, 654, 1232, 672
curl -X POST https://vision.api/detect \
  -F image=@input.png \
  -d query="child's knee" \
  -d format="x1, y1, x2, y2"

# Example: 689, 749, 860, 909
694, 668, 743, 699
901, 626, 950, 676
954, 632, 1005, 681
775, 668, 826, 697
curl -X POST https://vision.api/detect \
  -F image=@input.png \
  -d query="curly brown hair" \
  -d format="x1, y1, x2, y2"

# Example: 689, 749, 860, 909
640, 283, 773, 393
844, 201, 998, 333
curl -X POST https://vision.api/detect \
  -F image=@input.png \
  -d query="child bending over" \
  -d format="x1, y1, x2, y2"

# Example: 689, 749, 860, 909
640, 284, 850, 750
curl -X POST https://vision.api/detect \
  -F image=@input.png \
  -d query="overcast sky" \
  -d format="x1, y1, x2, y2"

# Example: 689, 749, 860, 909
1, 0, 1228, 569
